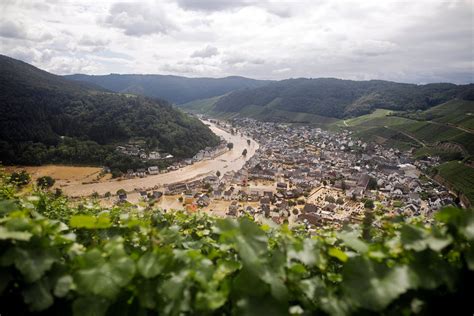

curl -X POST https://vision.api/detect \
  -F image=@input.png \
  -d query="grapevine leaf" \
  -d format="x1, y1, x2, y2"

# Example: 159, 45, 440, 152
54, 275, 74, 297
22, 279, 54, 311
401, 225, 451, 252
342, 256, 413, 311
12, 247, 58, 282
466, 245, 474, 270
72, 297, 110, 316
137, 251, 166, 279
0, 226, 32, 241
70, 215, 96, 228
328, 247, 348, 262
408, 249, 456, 290
0, 200, 18, 215
338, 231, 369, 253
136, 280, 157, 309
75, 246, 135, 299
70, 215, 111, 229
288, 238, 327, 269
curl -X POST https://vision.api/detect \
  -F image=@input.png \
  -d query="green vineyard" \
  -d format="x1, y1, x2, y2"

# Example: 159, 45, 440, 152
0, 173, 473, 315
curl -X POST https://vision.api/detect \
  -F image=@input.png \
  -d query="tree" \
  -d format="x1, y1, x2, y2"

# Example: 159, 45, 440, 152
242, 149, 248, 156
10, 170, 30, 186
247, 139, 251, 146
111, 169, 123, 178
362, 203, 375, 241
227, 143, 234, 150
216, 171, 221, 177
364, 199, 375, 209
367, 177, 378, 190
54, 188, 63, 198
325, 195, 335, 203
36, 176, 55, 189
116, 189, 126, 196
104, 192, 111, 198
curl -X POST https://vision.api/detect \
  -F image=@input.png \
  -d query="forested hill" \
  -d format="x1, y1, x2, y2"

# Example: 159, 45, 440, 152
0, 55, 219, 169
65, 73, 271, 104
210, 78, 473, 119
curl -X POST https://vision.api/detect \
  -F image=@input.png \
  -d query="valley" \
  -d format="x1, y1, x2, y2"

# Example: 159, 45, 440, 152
1, 1, 473, 314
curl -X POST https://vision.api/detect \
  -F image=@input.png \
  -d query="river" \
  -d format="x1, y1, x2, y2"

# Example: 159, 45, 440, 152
62, 120, 259, 197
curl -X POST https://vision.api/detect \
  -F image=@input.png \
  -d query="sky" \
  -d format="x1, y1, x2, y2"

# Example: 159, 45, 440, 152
1, 0, 473, 83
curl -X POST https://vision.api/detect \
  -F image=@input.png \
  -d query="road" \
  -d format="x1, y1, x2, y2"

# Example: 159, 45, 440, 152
62, 120, 259, 197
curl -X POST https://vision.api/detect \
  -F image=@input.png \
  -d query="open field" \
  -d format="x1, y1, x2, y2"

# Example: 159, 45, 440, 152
4, 165, 109, 187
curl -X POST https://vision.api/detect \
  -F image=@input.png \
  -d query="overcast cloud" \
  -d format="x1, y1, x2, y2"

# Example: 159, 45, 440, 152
0, 0, 472, 83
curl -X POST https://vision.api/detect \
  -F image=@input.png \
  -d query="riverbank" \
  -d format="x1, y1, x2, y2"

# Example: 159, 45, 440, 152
56, 120, 258, 196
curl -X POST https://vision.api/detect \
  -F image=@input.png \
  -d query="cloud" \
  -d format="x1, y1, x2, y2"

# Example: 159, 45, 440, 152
0, 0, 471, 83
176, 0, 253, 12
352, 40, 398, 57
191, 45, 219, 58
78, 36, 110, 47
223, 54, 265, 66
0, 21, 27, 39
103, 3, 177, 36
273, 67, 291, 74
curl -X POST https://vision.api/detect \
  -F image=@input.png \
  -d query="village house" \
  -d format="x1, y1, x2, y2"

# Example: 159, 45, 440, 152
148, 166, 159, 175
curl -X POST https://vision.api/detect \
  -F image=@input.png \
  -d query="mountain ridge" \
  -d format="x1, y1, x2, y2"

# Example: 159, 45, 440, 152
65, 73, 271, 104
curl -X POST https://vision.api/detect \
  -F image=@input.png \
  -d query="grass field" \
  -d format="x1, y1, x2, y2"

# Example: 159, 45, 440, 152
178, 95, 224, 114
435, 161, 474, 205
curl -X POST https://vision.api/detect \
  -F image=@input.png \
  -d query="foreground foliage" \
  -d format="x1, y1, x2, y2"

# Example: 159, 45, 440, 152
0, 177, 473, 315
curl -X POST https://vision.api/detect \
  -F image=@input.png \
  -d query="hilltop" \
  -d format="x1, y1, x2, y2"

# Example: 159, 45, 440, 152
0, 55, 219, 171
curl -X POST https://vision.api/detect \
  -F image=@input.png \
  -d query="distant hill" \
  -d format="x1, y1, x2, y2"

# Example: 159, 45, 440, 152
206, 78, 473, 120
332, 100, 474, 155
65, 73, 271, 104
0, 55, 219, 171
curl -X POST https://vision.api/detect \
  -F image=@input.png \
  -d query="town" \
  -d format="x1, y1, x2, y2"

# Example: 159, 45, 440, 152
114, 117, 457, 230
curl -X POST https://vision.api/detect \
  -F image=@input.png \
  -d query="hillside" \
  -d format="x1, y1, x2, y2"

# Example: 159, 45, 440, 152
334, 100, 474, 156
0, 55, 219, 170
179, 95, 225, 114
207, 78, 472, 121
433, 161, 474, 206
65, 73, 270, 104
180, 95, 339, 125
331, 100, 474, 205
